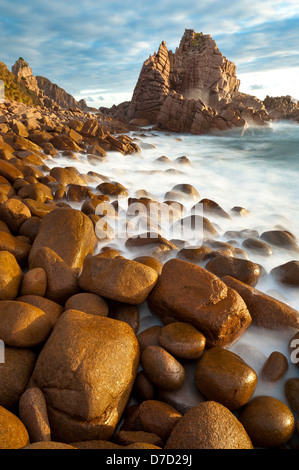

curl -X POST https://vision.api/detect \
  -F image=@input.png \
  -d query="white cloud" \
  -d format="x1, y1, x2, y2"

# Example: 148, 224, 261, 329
239, 67, 299, 100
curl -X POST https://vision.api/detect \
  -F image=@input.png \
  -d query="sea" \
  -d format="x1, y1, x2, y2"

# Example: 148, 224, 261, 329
46, 119, 299, 408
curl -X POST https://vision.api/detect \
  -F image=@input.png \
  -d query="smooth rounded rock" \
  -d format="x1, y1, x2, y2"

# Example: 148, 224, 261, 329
0, 300, 52, 347
20, 267, 47, 297
65, 293, 109, 317
285, 378, 299, 415
205, 255, 260, 287
29, 311, 140, 443
238, 396, 295, 447
141, 345, 185, 391
260, 351, 288, 382
0, 347, 36, 408
19, 387, 51, 443
79, 256, 158, 305
158, 322, 206, 360
0, 251, 22, 300
195, 347, 257, 410
165, 401, 253, 449
0, 406, 30, 449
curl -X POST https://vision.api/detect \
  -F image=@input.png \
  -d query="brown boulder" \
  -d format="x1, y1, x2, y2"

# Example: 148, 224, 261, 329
20, 267, 47, 297
0, 159, 23, 183
0, 406, 30, 449
0, 231, 31, 263
165, 401, 253, 449
123, 400, 182, 442
137, 326, 161, 353
271, 261, 299, 287
17, 294, 64, 328
0, 347, 36, 408
65, 293, 108, 317
29, 310, 140, 442
141, 345, 185, 391
0, 251, 22, 300
19, 387, 51, 443
79, 256, 158, 305
0, 300, 52, 347
0, 198, 31, 233
205, 255, 261, 287
29, 246, 79, 304
108, 300, 139, 333
222, 275, 299, 330
148, 259, 252, 348
241, 237, 273, 256
158, 322, 206, 360
29, 207, 97, 271
49, 167, 87, 186
238, 396, 295, 447
260, 351, 288, 382
18, 182, 53, 203
285, 378, 299, 414
195, 347, 257, 410
133, 256, 163, 275
176, 245, 213, 263
260, 230, 299, 252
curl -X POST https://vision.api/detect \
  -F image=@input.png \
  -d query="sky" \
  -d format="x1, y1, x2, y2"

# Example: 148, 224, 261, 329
0, 0, 298, 108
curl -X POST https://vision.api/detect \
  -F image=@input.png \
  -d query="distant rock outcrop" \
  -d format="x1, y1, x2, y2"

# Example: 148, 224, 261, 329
36, 76, 88, 111
123, 29, 270, 134
0, 60, 40, 106
11, 58, 40, 96
9, 58, 89, 112
263, 95, 299, 122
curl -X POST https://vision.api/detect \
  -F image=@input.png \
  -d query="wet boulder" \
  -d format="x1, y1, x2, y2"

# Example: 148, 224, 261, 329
148, 259, 252, 348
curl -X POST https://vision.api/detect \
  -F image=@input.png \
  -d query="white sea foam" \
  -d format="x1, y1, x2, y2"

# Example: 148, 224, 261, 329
45, 120, 299, 407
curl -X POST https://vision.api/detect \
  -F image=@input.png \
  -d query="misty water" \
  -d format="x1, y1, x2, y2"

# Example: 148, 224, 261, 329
46, 120, 299, 408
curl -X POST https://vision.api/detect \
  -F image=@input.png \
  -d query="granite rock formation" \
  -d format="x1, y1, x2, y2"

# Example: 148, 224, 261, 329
125, 29, 270, 134
263, 95, 299, 122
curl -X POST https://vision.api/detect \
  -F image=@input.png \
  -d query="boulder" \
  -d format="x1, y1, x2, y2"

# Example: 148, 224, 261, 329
123, 400, 182, 442
19, 388, 51, 443
0, 300, 52, 347
0, 231, 31, 263
28, 310, 140, 442
79, 256, 158, 304
0, 406, 30, 449
148, 259, 252, 347
29, 207, 97, 271
222, 275, 299, 330
270, 261, 299, 287
29, 247, 79, 304
260, 351, 288, 382
17, 294, 64, 328
0, 251, 22, 300
141, 345, 185, 391
20, 267, 47, 297
165, 401, 253, 449
0, 347, 36, 408
205, 255, 261, 287
238, 396, 295, 448
65, 293, 108, 317
158, 322, 206, 360
0, 198, 31, 233
194, 347, 257, 410
0, 159, 23, 183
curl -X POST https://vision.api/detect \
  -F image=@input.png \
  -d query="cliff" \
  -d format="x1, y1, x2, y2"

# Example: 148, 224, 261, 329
125, 29, 270, 134
36, 76, 88, 111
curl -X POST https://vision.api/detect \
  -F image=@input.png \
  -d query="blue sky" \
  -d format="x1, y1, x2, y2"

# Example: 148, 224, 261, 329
0, 0, 298, 107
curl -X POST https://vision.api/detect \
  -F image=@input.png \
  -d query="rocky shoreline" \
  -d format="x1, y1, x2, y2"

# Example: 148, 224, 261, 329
0, 95, 298, 450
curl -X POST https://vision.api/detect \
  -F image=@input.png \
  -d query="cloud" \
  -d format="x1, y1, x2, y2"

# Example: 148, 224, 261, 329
0, 0, 298, 105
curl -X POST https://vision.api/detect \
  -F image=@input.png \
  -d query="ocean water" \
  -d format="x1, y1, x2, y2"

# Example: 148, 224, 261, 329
45, 120, 299, 407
